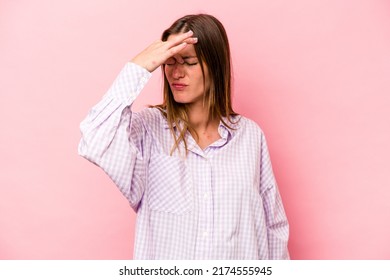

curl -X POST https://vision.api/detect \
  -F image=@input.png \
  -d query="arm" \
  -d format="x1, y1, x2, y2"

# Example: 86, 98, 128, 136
78, 62, 152, 209
78, 31, 198, 210
259, 132, 290, 259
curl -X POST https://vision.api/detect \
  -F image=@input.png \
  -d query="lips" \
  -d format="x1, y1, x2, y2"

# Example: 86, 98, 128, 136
171, 83, 188, 91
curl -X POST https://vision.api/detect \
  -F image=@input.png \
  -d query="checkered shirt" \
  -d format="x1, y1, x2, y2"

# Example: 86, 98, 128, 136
79, 62, 289, 259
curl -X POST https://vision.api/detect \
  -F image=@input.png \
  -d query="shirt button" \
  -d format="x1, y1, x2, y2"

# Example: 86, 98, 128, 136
203, 192, 209, 200
203, 231, 208, 238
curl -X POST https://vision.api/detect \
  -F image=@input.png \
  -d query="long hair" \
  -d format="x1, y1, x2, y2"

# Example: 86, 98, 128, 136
155, 14, 237, 154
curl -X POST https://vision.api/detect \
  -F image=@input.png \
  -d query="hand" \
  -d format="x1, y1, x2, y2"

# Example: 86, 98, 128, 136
131, 30, 198, 73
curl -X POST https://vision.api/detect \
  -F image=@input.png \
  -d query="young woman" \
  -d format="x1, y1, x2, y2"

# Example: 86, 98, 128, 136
79, 14, 289, 259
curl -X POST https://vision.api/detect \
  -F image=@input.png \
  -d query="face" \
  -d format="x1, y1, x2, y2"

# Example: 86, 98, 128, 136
164, 34, 210, 106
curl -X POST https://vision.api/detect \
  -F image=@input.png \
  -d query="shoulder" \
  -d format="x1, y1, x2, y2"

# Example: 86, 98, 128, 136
223, 114, 266, 149
234, 115, 265, 138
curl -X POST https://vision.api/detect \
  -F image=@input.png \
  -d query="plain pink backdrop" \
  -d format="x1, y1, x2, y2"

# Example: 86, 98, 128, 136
1, 0, 389, 259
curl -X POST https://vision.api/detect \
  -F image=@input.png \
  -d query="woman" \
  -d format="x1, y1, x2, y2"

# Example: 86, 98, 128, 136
79, 14, 289, 259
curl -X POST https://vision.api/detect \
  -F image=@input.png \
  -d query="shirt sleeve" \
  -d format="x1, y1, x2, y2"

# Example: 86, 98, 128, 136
259, 132, 290, 259
78, 62, 152, 210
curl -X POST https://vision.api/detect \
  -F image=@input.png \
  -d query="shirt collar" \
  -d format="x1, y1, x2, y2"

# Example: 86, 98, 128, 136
219, 115, 241, 138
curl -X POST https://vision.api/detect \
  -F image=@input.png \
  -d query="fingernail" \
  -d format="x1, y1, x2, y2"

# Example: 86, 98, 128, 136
193, 38, 198, 43
187, 30, 193, 35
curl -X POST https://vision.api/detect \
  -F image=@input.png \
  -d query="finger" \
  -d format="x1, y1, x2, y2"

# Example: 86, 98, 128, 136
166, 30, 194, 47
168, 42, 188, 57
173, 54, 184, 64
183, 37, 198, 44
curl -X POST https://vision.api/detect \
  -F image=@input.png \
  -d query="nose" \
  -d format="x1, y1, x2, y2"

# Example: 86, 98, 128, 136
172, 63, 185, 79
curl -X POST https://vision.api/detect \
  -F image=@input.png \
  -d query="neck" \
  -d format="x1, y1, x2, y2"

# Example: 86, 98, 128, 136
187, 102, 213, 129
186, 102, 221, 149
186, 103, 220, 144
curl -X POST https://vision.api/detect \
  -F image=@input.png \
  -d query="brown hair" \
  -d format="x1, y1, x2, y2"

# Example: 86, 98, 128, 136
155, 14, 237, 154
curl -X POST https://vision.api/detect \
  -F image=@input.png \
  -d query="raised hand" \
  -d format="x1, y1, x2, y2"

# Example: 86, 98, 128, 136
131, 30, 198, 73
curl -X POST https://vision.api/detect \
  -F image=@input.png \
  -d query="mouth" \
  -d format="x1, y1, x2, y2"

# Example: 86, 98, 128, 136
171, 83, 188, 91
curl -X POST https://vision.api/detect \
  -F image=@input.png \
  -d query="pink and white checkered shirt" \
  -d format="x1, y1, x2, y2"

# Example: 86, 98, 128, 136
79, 62, 289, 259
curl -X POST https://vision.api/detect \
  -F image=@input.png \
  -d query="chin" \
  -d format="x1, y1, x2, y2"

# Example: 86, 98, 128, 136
172, 94, 190, 104
173, 98, 190, 104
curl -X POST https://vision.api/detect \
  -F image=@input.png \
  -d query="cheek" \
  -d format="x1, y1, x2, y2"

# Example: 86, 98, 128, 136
198, 72, 207, 89
164, 66, 172, 79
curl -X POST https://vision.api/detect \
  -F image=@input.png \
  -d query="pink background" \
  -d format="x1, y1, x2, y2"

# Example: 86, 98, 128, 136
1, 0, 390, 259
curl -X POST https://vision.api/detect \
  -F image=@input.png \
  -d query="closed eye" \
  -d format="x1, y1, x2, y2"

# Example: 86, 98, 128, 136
164, 57, 199, 66
185, 61, 198, 66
